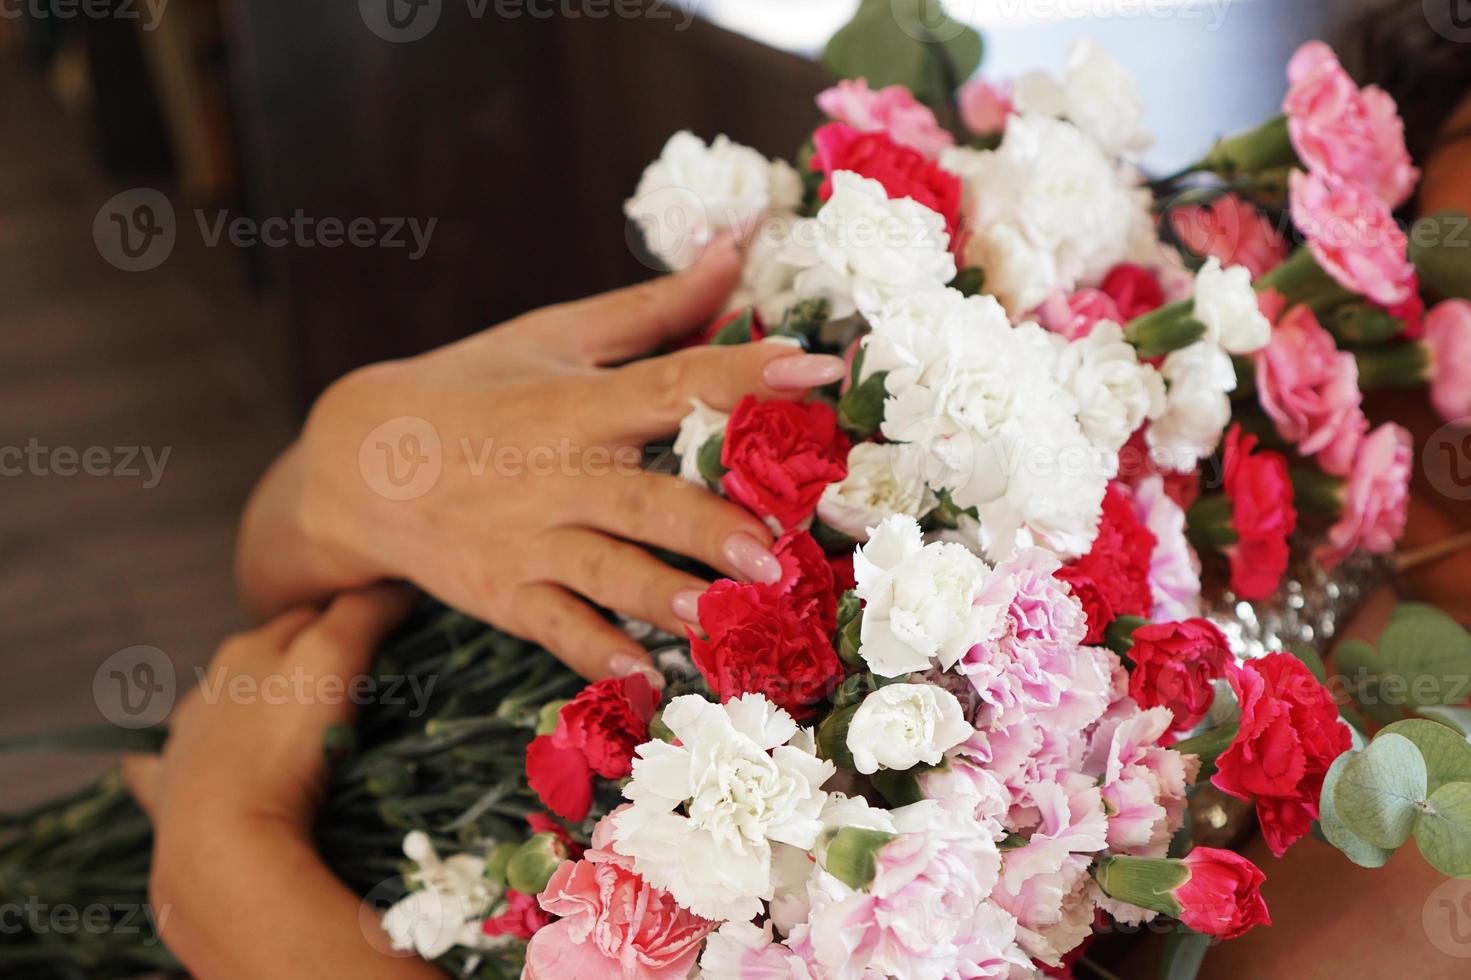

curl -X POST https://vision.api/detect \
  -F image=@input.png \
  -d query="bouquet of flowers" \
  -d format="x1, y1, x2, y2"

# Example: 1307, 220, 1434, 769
7, 33, 1471, 980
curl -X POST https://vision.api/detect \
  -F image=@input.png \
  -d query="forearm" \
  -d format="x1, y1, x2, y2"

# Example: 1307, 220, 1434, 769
156, 826, 442, 979
235, 442, 382, 620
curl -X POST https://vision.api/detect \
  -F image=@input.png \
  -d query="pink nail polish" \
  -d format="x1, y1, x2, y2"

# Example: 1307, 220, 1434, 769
723, 533, 783, 584
762, 354, 847, 390
671, 588, 704, 623
608, 653, 665, 688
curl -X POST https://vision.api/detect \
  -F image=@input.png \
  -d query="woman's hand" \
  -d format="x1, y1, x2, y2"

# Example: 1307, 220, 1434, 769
124, 586, 439, 980
237, 235, 846, 680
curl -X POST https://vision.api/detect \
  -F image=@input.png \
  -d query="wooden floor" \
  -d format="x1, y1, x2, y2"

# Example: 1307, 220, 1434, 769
0, 52, 295, 807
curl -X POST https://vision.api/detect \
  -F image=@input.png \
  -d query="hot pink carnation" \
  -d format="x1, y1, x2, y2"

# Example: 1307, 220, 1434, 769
958, 77, 1014, 137
527, 812, 714, 980
815, 78, 954, 158
1255, 302, 1366, 475
1425, 299, 1471, 422
1169, 193, 1288, 280
1289, 169, 1415, 308
1283, 41, 1419, 209
1315, 423, 1412, 569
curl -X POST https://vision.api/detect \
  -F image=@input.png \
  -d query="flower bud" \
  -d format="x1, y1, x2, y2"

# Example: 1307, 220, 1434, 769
1123, 301, 1207, 359
820, 826, 898, 891
505, 832, 569, 896
1201, 114, 1296, 177
1094, 849, 1270, 940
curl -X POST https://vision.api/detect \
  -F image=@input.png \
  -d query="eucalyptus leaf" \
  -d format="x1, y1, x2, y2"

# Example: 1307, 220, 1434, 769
1378, 719, 1471, 794
1336, 733, 1428, 849
1317, 751, 1392, 868
822, 0, 983, 107
1333, 637, 1399, 724
1413, 781, 1471, 877
1418, 705, 1471, 738
1377, 609, 1471, 707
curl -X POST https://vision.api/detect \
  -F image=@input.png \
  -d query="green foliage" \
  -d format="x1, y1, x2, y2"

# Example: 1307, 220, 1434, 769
710, 308, 756, 345
1409, 210, 1471, 302
822, 0, 983, 109
838, 369, 889, 438
1159, 929, 1212, 980
696, 434, 727, 486
1317, 751, 1393, 868
1414, 782, 1471, 876
823, 826, 898, 889
775, 296, 829, 341
949, 266, 985, 296
1335, 733, 1426, 849
1333, 605, 1471, 723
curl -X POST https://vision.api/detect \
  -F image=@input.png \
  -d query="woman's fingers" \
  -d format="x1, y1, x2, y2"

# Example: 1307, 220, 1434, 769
288, 584, 417, 675
511, 583, 662, 684
530, 527, 708, 634
521, 233, 743, 366
578, 471, 783, 585
589, 343, 847, 444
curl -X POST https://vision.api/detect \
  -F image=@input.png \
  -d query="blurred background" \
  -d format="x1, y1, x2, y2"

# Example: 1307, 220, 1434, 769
0, 0, 1445, 805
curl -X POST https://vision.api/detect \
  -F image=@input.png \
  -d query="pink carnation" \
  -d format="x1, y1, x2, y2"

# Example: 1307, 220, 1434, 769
957, 77, 1014, 137
815, 78, 954, 158
1083, 706, 1199, 857
1169, 193, 1288, 280
1033, 288, 1122, 340
1315, 423, 1412, 570
1255, 302, 1367, 475
1284, 41, 1419, 209
1289, 169, 1415, 308
526, 812, 714, 980
1425, 299, 1471, 422
1121, 476, 1202, 622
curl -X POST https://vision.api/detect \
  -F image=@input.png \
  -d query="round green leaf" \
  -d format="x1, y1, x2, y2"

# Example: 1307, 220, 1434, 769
1378, 611, 1471, 707
1413, 782, 1471, 877
1336, 733, 1428, 849
1378, 719, 1471, 794
1318, 751, 1392, 868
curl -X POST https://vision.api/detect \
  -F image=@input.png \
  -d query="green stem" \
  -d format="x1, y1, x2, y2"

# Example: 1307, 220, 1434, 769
1355, 343, 1432, 389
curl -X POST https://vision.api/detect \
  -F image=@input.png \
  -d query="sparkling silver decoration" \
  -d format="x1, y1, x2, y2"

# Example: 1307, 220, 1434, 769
1200, 540, 1389, 661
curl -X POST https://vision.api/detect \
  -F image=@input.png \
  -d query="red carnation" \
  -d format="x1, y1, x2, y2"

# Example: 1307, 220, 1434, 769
690, 579, 844, 719
1127, 618, 1233, 735
771, 530, 839, 632
1175, 848, 1271, 940
1221, 426, 1298, 601
721, 396, 849, 530
1099, 262, 1165, 320
526, 735, 593, 823
810, 123, 962, 240
553, 674, 659, 780
680, 307, 765, 349
1054, 568, 1115, 645
527, 675, 659, 822
1212, 651, 1350, 856
482, 889, 554, 940
1064, 483, 1156, 620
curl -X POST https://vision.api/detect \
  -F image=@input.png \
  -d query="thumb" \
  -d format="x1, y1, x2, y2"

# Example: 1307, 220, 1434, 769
288, 583, 418, 677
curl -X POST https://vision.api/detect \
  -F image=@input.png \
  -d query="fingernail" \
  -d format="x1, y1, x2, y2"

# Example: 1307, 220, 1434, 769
671, 588, 704, 623
762, 354, 847, 390
723, 533, 782, 584
608, 652, 665, 688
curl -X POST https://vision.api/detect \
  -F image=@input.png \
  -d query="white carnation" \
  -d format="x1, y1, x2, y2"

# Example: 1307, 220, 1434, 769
780, 170, 955, 319
625, 131, 800, 271
381, 832, 496, 960
1014, 38, 1152, 158
611, 693, 833, 922
846, 683, 973, 775
727, 210, 802, 324
1053, 320, 1166, 455
1192, 257, 1271, 355
853, 515, 998, 676
817, 442, 932, 539
1146, 340, 1238, 470
942, 115, 1148, 316
672, 398, 729, 488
